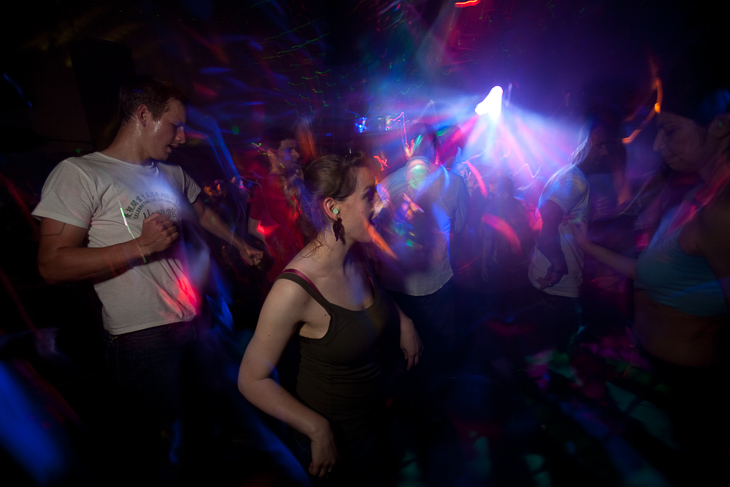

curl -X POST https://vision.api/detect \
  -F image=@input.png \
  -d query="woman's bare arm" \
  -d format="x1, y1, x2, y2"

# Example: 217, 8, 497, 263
568, 221, 638, 279
697, 191, 730, 310
237, 278, 337, 477
396, 305, 422, 370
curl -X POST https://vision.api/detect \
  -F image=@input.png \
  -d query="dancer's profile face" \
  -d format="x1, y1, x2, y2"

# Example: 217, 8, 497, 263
271, 139, 300, 170
653, 111, 718, 174
145, 99, 187, 161
337, 167, 380, 243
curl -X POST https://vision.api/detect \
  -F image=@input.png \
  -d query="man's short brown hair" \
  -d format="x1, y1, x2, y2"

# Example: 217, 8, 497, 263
118, 76, 188, 125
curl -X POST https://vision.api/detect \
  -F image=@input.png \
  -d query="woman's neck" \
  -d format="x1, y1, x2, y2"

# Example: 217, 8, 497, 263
302, 232, 355, 274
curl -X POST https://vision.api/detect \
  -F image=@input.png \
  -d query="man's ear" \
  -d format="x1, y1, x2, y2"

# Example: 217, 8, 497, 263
136, 104, 151, 127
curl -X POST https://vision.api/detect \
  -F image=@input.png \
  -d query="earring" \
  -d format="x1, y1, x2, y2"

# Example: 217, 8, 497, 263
333, 207, 339, 215
332, 216, 345, 243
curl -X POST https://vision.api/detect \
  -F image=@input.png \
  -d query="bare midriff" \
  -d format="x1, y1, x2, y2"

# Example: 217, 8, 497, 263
633, 290, 725, 368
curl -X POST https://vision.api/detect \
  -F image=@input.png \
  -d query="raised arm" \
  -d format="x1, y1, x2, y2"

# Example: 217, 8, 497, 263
568, 220, 637, 279
37, 214, 178, 284
193, 197, 262, 266
247, 217, 266, 244
237, 279, 337, 477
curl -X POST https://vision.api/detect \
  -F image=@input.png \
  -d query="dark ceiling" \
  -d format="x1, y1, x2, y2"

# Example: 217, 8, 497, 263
0, 0, 719, 168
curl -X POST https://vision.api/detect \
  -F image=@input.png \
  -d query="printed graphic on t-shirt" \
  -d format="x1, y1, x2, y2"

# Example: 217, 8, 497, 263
123, 190, 180, 220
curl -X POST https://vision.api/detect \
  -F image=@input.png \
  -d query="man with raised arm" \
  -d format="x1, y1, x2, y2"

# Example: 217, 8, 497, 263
32, 76, 262, 483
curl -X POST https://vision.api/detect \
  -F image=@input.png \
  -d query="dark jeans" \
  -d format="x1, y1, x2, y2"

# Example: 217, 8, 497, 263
389, 279, 456, 367
388, 280, 457, 413
103, 319, 203, 485
522, 287, 584, 356
387, 281, 465, 485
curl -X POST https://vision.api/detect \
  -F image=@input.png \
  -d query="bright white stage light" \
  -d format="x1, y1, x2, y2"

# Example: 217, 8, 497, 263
475, 86, 503, 119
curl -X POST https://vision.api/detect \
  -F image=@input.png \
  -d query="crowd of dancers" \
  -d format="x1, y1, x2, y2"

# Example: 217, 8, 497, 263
2, 45, 729, 487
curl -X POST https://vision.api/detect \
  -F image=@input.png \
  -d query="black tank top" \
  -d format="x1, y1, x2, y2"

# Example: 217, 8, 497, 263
277, 268, 399, 445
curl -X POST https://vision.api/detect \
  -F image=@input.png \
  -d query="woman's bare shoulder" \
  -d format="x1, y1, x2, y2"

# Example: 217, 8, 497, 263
699, 186, 730, 229
695, 187, 730, 262
268, 273, 315, 307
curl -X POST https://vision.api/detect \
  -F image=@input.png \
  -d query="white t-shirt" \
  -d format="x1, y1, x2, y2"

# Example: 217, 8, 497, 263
528, 165, 590, 298
32, 152, 202, 334
376, 158, 469, 296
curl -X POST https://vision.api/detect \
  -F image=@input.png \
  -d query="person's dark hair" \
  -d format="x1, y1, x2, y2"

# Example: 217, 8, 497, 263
494, 174, 515, 199
585, 103, 623, 141
662, 75, 730, 127
654, 30, 730, 126
297, 152, 374, 242
261, 126, 296, 151
280, 163, 304, 212
118, 76, 188, 126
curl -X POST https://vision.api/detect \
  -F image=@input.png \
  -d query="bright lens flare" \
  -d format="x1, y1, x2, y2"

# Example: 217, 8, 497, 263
475, 86, 503, 119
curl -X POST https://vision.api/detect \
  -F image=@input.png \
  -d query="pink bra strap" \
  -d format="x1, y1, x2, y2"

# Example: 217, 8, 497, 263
281, 268, 324, 297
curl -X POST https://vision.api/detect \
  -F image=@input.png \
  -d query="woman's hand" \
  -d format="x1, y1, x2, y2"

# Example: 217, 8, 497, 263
567, 220, 591, 251
309, 423, 339, 477
535, 264, 567, 290
398, 311, 422, 371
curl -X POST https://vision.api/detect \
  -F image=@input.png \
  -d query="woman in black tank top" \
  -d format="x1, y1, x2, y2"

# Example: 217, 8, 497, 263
238, 153, 422, 485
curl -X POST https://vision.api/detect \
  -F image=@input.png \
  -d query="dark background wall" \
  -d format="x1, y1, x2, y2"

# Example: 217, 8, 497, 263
1, 1, 713, 174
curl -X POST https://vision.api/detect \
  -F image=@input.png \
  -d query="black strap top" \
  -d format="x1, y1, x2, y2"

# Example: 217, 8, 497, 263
276, 268, 398, 445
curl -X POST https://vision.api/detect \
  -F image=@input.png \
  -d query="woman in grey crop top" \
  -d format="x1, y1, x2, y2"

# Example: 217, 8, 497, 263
571, 101, 730, 368
238, 153, 422, 483
569, 76, 730, 485
573, 111, 730, 367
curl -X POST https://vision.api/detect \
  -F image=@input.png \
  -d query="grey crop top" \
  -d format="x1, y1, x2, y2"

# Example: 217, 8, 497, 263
635, 216, 727, 317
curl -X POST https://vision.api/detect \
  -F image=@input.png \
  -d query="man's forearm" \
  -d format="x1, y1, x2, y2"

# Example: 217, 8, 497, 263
535, 200, 569, 273
194, 201, 263, 266
198, 205, 246, 249
247, 218, 266, 244
38, 213, 178, 284
38, 239, 146, 284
